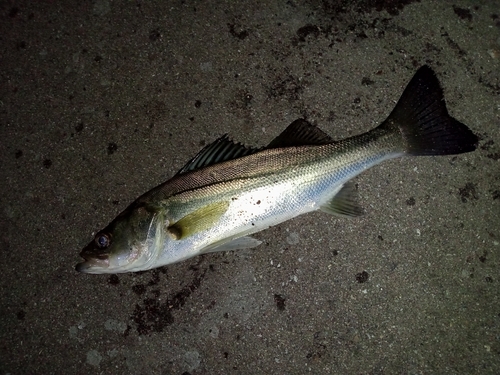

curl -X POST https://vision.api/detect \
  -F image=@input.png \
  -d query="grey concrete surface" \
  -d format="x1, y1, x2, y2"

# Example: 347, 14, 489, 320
1, 0, 499, 374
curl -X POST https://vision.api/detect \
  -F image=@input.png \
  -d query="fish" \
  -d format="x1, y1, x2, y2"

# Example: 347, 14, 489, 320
75, 65, 478, 274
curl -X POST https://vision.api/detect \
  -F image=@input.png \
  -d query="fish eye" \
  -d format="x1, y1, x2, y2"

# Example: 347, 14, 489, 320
95, 233, 110, 248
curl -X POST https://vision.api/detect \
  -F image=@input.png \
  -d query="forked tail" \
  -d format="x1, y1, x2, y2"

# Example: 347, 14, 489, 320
382, 65, 478, 156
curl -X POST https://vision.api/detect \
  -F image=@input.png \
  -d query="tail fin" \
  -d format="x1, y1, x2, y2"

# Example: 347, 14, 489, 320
383, 65, 478, 156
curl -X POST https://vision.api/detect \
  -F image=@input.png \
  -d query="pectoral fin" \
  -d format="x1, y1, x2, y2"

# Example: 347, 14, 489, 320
167, 201, 229, 240
320, 183, 363, 217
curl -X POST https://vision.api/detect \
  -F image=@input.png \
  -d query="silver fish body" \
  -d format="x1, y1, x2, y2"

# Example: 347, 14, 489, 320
76, 66, 477, 274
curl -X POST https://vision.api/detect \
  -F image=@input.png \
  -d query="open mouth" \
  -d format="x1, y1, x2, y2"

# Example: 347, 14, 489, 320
75, 248, 110, 273
75, 257, 109, 273
75, 241, 112, 273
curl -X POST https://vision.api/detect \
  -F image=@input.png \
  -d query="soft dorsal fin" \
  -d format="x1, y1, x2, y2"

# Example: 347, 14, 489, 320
266, 119, 334, 148
176, 135, 261, 175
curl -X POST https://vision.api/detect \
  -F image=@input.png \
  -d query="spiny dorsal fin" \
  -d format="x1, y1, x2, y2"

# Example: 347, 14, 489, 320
266, 119, 334, 148
176, 135, 261, 175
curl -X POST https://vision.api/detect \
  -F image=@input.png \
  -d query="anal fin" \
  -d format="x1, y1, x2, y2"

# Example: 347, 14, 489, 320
320, 182, 363, 217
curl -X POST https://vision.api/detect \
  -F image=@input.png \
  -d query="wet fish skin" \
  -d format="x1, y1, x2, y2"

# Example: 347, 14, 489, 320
76, 66, 478, 274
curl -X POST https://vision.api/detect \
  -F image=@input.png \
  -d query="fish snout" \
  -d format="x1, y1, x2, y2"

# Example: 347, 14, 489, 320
75, 243, 110, 273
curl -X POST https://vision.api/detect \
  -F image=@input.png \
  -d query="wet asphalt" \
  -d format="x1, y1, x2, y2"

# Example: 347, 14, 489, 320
1, 0, 499, 374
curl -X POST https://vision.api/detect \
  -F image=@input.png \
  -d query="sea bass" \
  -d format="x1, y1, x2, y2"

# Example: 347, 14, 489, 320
76, 66, 477, 274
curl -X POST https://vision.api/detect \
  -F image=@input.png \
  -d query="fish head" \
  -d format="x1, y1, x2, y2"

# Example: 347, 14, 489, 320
75, 204, 164, 274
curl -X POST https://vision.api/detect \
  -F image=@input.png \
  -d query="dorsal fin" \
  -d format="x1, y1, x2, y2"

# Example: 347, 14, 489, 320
176, 135, 261, 175
266, 119, 334, 148
176, 119, 334, 175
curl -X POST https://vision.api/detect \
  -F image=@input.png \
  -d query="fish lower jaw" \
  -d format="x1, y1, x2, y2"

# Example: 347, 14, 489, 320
75, 258, 110, 274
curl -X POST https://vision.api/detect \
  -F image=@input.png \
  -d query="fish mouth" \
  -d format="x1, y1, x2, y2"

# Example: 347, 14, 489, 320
75, 258, 109, 273
75, 248, 110, 273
